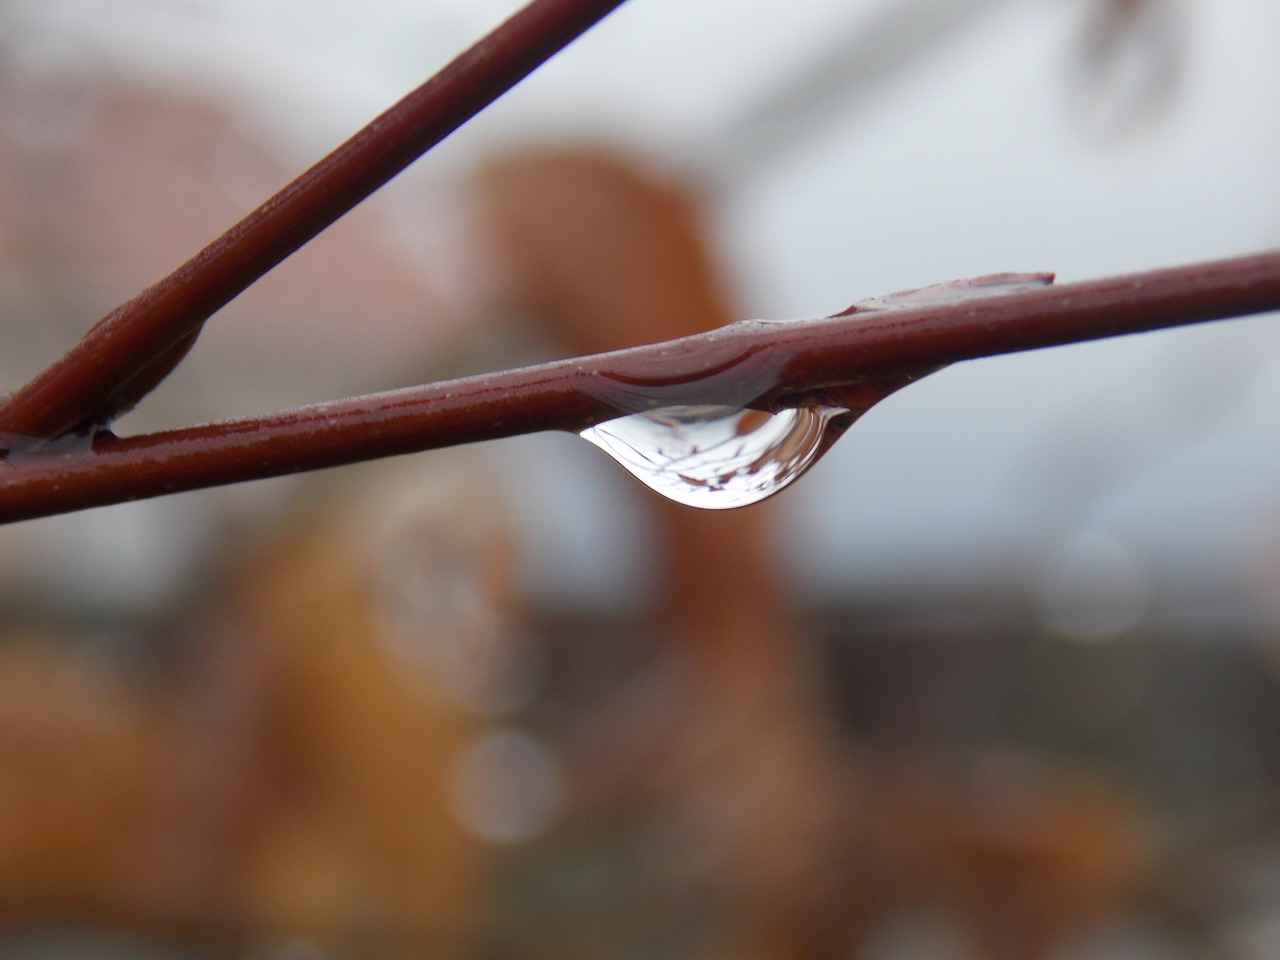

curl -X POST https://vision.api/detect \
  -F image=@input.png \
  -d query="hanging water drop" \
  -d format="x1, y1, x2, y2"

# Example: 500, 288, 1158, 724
579, 403, 847, 510
0, 428, 106, 464
575, 273, 1037, 509
579, 371, 933, 510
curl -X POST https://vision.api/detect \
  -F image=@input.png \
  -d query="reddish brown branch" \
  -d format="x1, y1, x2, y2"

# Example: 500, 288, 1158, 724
2, 249, 1279, 524
0, 0, 628, 441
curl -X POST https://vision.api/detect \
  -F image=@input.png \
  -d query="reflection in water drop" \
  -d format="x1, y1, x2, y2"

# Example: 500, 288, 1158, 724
595, 272, 1053, 510
580, 403, 849, 510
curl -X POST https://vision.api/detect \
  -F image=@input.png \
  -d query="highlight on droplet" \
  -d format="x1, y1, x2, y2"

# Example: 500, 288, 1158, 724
579, 403, 849, 510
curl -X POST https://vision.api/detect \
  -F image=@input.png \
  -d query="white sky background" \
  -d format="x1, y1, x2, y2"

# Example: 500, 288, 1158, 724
6, 0, 1280, 613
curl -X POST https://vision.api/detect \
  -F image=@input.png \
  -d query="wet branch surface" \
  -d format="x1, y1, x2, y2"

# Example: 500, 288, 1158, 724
2, 248, 1279, 524
1, 0, 1278, 523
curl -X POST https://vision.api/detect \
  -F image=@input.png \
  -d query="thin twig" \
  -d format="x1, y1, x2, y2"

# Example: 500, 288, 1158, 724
0, 0, 628, 441
2, 249, 1278, 524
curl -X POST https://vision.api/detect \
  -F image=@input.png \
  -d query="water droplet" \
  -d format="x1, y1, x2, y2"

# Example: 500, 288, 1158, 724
576, 273, 1039, 508
0, 429, 104, 464
580, 401, 851, 510
835, 272, 1054, 315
